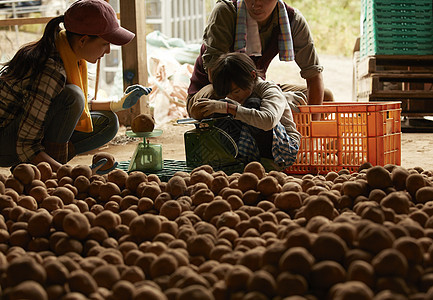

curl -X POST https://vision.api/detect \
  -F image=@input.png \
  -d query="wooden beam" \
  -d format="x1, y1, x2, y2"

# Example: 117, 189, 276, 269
117, 0, 149, 126
0, 13, 121, 27
0, 16, 54, 26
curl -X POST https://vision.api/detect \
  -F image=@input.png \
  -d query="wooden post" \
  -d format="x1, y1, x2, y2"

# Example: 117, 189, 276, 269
117, 0, 149, 126
94, 0, 110, 100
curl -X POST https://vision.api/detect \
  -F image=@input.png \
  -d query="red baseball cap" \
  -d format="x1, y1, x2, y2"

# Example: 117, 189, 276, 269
64, 0, 135, 46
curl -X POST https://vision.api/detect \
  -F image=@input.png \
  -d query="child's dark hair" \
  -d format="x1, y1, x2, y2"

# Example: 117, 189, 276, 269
211, 52, 263, 98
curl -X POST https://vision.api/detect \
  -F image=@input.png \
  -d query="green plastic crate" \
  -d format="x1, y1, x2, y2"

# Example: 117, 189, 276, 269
117, 160, 192, 181
117, 159, 244, 181
360, 0, 433, 56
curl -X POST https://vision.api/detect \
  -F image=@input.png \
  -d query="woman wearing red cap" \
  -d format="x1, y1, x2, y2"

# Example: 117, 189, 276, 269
0, 0, 151, 172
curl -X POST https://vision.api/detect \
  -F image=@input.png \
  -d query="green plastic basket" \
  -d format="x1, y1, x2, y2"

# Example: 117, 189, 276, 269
360, 0, 433, 56
117, 159, 244, 181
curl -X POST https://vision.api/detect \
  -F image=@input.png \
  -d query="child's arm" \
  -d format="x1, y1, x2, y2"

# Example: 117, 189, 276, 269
190, 98, 235, 120
234, 82, 286, 131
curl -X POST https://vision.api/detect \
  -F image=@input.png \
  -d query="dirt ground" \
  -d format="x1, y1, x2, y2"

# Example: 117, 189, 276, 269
1, 54, 433, 176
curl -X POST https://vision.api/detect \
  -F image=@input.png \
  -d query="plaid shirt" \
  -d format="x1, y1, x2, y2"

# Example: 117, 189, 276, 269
0, 53, 66, 162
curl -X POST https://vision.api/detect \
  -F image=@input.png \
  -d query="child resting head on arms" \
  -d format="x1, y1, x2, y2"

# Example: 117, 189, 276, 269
190, 52, 303, 170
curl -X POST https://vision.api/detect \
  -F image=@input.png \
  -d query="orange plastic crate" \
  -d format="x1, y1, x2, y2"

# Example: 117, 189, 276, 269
285, 101, 401, 174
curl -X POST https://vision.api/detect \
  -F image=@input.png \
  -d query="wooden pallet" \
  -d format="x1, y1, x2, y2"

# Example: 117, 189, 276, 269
357, 55, 433, 78
358, 73, 433, 98
356, 55, 433, 117
359, 97, 433, 116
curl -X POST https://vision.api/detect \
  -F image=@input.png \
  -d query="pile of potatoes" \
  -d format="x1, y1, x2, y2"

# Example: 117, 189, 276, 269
1, 161, 433, 300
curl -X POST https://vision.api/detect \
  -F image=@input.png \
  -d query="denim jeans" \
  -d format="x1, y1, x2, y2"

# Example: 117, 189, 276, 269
0, 84, 119, 166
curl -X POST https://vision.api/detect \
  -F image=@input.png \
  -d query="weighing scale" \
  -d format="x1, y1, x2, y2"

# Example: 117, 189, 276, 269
126, 129, 163, 172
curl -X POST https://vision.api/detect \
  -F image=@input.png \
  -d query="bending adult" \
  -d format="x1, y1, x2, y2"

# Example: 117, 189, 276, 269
187, 0, 333, 119
0, 0, 151, 172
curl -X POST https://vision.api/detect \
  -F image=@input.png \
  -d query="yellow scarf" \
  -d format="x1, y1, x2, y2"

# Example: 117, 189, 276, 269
55, 30, 93, 132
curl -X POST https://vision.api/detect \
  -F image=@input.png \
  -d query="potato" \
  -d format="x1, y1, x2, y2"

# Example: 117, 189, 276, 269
304, 196, 334, 221
125, 171, 147, 193
53, 186, 75, 205
149, 253, 179, 278
131, 113, 155, 133
310, 232, 347, 263
55, 236, 83, 255
237, 172, 259, 192
68, 269, 98, 296
210, 176, 229, 195
243, 161, 266, 179
138, 183, 162, 200
45, 179, 58, 189
99, 182, 121, 203
415, 186, 433, 204
372, 248, 408, 277
0, 181, 5, 195
366, 166, 392, 189
310, 260, 346, 292
190, 170, 213, 187
17, 195, 38, 211
63, 212, 90, 240
237, 246, 265, 271
165, 176, 187, 198
379, 191, 410, 215
5, 177, 24, 194
6, 256, 46, 286
12, 163, 35, 185
358, 223, 395, 254
246, 269, 276, 297
159, 200, 182, 221
27, 211, 52, 238
56, 164, 73, 180
177, 284, 214, 300
223, 194, 243, 211
187, 234, 214, 258
391, 166, 409, 191
70, 164, 92, 179
28, 186, 49, 204
153, 192, 171, 211
406, 173, 427, 198
137, 197, 154, 213
133, 284, 167, 300
276, 272, 308, 297
328, 281, 374, 300
112, 280, 135, 300
0, 195, 16, 212
274, 191, 302, 211
119, 266, 144, 284
129, 214, 161, 241
346, 259, 375, 288
58, 176, 73, 187
93, 210, 121, 233
92, 152, 116, 172
107, 169, 128, 189
203, 199, 231, 222
8, 280, 48, 300
44, 260, 69, 285
91, 264, 120, 289
214, 211, 240, 230
36, 162, 53, 182
120, 195, 140, 211
256, 176, 279, 197
191, 188, 214, 206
